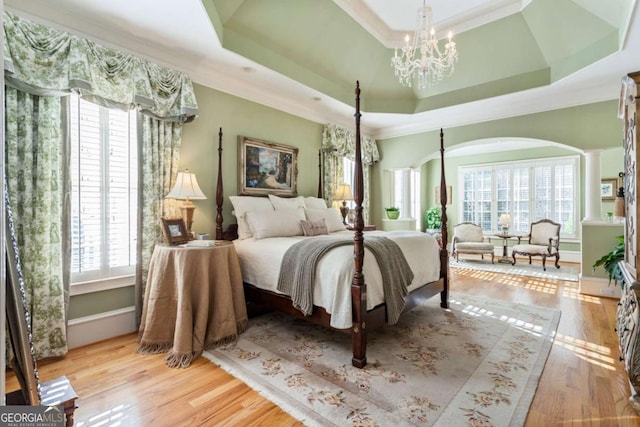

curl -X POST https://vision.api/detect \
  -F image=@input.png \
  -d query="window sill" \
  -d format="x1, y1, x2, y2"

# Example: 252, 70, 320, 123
70, 275, 135, 296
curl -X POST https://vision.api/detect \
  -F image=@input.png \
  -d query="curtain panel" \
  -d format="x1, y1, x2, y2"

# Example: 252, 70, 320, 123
5, 87, 68, 359
3, 12, 198, 123
135, 116, 183, 326
322, 124, 379, 224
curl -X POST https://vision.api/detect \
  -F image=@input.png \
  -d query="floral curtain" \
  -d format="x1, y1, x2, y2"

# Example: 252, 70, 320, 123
5, 87, 68, 359
322, 124, 379, 224
3, 11, 198, 357
3, 12, 198, 122
135, 116, 183, 325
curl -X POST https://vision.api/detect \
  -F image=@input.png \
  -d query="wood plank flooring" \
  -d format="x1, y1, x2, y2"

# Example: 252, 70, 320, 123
5, 261, 640, 426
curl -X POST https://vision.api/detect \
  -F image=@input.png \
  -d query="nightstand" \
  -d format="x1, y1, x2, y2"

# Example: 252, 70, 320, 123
138, 241, 247, 368
346, 225, 376, 231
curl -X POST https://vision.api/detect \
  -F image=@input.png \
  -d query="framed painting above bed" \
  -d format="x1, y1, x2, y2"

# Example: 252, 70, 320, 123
238, 135, 298, 196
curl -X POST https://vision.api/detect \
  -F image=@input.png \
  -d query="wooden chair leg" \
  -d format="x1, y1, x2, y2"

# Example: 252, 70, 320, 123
555, 254, 560, 269
542, 255, 547, 271
528, 256, 532, 265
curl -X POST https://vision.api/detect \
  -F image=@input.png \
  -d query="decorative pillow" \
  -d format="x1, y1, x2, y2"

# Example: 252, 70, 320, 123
300, 218, 329, 236
268, 194, 305, 210
304, 197, 328, 210
245, 209, 304, 239
305, 208, 346, 233
229, 196, 274, 239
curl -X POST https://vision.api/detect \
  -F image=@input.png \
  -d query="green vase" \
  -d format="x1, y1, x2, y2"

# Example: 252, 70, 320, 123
386, 210, 400, 220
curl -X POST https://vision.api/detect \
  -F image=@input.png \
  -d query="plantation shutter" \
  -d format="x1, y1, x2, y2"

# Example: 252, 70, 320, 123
70, 95, 138, 281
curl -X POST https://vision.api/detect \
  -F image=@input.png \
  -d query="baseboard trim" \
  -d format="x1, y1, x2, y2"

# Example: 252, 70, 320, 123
67, 306, 136, 349
579, 275, 621, 299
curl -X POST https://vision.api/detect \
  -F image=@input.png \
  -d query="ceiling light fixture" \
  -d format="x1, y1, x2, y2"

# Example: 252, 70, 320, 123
391, 1, 458, 89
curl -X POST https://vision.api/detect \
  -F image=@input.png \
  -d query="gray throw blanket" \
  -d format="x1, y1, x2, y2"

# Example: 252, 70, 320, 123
277, 235, 414, 324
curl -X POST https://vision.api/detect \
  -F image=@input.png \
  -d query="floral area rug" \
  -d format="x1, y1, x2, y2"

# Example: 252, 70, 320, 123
450, 258, 580, 282
204, 292, 560, 426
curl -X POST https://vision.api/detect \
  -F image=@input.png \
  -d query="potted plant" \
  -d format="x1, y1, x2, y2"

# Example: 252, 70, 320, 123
385, 206, 400, 219
425, 206, 442, 230
592, 235, 625, 288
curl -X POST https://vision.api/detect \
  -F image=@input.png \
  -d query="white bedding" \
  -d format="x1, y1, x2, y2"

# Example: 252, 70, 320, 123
234, 229, 441, 328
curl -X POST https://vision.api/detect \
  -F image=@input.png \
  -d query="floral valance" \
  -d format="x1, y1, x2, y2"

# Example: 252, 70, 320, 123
321, 123, 379, 165
3, 12, 198, 122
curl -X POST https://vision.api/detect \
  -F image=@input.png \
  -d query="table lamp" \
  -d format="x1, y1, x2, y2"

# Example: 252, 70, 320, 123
165, 170, 207, 238
499, 213, 511, 234
334, 183, 353, 225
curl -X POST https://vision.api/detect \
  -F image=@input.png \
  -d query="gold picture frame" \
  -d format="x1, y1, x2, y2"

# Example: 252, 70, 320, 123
435, 185, 452, 205
601, 178, 617, 201
161, 217, 190, 245
238, 135, 298, 196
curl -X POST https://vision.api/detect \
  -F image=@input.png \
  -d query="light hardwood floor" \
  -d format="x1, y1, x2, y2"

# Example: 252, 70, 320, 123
5, 261, 640, 426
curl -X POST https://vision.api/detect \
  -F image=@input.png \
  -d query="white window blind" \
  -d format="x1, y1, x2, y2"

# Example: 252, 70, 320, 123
70, 95, 138, 283
459, 156, 579, 238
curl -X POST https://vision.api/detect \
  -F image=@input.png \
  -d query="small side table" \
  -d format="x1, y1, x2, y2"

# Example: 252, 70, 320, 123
137, 241, 247, 368
493, 233, 517, 264
346, 225, 376, 231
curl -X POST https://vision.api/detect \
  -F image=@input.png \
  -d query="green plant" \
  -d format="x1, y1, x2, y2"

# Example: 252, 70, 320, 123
592, 235, 625, 287
425, 207, 442, 229
385, 206, 399, 211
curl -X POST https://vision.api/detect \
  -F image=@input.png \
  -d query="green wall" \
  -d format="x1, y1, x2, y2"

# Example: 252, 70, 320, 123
180, 83, 324, 238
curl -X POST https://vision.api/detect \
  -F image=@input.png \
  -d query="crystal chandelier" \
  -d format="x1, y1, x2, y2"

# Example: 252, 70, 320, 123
391, 1, 458, 89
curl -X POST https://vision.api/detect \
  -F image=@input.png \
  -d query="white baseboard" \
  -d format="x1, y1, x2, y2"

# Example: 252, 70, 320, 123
67, 306, 136, 349
579, 275, 621, 299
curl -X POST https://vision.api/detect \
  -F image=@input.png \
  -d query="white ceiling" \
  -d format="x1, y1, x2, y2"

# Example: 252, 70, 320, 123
4, 0, 640, 140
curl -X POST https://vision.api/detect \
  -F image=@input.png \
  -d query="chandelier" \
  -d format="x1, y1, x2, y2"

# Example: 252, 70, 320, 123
391, 1, 458, 89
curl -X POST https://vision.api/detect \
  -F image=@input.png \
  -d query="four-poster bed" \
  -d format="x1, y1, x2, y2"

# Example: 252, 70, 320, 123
214, 81, 449, 368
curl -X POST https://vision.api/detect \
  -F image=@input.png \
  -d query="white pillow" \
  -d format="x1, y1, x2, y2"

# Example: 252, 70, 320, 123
245, 209, 305, 239
305, 208, 346, 233
304, 197, 328, 210
268, 194, 305, 210
229, 196, 274, 239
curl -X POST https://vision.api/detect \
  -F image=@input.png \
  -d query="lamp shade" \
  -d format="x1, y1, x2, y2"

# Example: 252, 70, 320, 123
499, 213, 511, 226
165, 170, 207, 200
334, 183, 353, 201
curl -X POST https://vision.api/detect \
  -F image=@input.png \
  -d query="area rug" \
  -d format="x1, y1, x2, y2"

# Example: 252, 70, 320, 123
450, 258, 580, 282
204, 292, 560, 426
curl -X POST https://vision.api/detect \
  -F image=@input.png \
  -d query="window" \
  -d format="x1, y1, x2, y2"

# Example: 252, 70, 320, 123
459, 156, 579, 238
389, 168, 421, 229
70, 95, 138, 284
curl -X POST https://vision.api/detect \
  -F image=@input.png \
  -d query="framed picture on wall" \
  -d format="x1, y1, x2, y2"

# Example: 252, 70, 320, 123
601, 178, 617, 201
435, 185, 453, 205
238, 136, 298, 196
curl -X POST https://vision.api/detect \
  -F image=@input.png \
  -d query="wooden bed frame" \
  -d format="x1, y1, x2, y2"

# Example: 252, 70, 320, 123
214, 81, 449, 368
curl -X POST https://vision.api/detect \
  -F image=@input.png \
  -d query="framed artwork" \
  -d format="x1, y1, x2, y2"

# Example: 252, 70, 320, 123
435, 185, 453, 205
238, 135, 298, 196
601, 178, 617, 200
161, 217, 190, 245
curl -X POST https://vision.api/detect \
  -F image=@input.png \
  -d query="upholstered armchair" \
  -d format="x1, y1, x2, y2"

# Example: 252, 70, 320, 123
451, 222, 495, 263
511, 219, 561, 270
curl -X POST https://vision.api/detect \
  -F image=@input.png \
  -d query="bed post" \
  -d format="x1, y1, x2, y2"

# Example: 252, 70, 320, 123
215, 127, 224, 241
317, 149, 323, 198
351, 81, 367, 368
439, 128, 449, 309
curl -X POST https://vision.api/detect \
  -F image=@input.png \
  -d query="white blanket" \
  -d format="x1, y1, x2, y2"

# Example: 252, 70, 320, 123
234, 230, 441, 328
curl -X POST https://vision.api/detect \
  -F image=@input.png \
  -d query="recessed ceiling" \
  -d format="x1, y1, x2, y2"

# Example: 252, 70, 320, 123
4, 0, 639, 139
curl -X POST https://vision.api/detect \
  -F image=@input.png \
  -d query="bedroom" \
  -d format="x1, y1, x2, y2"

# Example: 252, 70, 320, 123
2, 0, 640, 425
